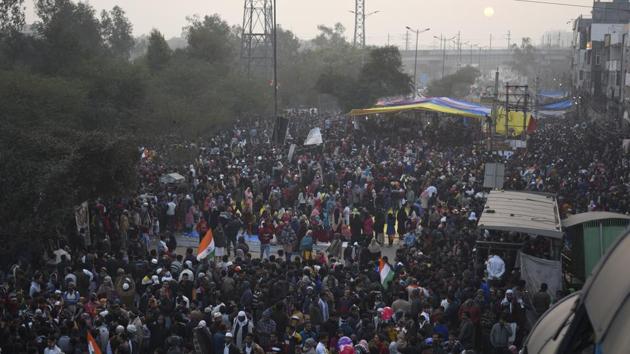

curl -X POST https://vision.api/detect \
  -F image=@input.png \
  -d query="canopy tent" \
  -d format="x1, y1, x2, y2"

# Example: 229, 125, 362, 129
540, 99, 573, 111
349, 97, 491, 118
537, 90, 568, 100
478, 190, 563, 239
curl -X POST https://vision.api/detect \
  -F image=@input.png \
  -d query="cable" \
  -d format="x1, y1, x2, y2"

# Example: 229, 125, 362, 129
514, 0, 630, 12
514, 0, 590, 9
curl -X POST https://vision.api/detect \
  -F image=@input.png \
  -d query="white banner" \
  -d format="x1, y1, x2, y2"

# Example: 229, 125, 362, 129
304, 128, 323, 146
519, 252, 562, 305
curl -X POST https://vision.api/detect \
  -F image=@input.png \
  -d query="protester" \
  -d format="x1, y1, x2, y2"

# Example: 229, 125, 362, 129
2, 111, 622, 354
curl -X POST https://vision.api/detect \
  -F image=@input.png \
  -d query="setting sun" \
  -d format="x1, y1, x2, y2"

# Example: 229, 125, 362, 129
484, 6, 495, 18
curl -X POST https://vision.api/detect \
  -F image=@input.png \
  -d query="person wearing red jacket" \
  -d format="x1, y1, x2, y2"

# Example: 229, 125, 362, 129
258, 220, 274, 259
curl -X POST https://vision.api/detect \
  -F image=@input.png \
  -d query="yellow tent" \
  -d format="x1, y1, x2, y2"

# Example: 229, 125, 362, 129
494, 108, 533, 137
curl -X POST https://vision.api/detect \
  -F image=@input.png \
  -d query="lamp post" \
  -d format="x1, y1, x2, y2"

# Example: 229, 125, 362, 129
273, 0, 278, 119
434, 34, 457, 78
406, 26, 430, 94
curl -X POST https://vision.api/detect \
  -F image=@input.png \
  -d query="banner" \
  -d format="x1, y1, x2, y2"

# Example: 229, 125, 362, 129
74, 201, 90, 247
304, 128, 323, 146
518, 252, 562, 305
288, 144, 297, 162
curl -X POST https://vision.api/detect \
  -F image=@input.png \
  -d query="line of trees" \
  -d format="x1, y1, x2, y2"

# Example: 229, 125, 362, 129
0, 0, 410, 251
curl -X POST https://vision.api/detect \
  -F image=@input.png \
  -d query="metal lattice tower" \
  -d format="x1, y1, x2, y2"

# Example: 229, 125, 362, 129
353, 0, 365, 48
241, 0, 274, 77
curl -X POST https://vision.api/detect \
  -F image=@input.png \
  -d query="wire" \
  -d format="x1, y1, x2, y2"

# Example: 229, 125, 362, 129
513, 0, 590, 9
514, 0, 630, 12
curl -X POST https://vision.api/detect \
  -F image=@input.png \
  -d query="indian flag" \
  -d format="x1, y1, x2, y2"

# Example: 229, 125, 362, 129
378, 258, 395, 289
87, 331, 102, 354
197, 228, 215, 261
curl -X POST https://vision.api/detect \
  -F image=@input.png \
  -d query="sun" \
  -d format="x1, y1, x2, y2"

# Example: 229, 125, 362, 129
484, 7, 495, 18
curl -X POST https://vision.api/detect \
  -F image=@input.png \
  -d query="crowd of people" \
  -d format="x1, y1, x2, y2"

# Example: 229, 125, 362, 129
1, 108, 628, 354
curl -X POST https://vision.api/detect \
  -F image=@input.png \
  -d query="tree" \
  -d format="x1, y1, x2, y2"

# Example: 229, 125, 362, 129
35, 0, 104, 74
356, 46, 411, 105
317, 46, 411, 111
184, 14, 237, 66
100, 6, 134, 60
0, 0, 25, 34
146, 29, 171, 73
427, 66, 480, 97
510, 37, 537, 80
0, 124, 138, 250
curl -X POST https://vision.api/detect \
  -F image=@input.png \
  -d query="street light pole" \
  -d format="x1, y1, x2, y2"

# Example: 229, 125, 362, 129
413, 29, 419, 90
273, 0, 278, 119
406, 27, 430, 94
435, 34, 456, 78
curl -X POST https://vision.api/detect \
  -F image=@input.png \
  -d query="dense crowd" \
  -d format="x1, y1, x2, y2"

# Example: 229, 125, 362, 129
1, 109, 627, 354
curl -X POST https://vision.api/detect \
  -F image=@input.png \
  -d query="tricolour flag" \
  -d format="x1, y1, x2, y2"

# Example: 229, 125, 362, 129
378, 258, 395, 289
197, 228, 215, 261
87, 331, 102, 354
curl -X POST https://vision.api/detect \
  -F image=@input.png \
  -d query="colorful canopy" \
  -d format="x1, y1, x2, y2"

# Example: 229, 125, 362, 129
349, 97, 491, 118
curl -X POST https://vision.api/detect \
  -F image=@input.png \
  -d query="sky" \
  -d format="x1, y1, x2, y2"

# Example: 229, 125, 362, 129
24, 0, 590, 48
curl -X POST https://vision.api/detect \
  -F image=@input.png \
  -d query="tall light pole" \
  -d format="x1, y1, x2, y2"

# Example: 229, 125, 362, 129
273, 0, 278, 119
406, 26, 430, 93
434, 34, 456, 78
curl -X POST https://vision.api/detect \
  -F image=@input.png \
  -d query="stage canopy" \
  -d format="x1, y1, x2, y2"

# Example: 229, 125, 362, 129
478, 190, 563, 239
349, 97, 491, 118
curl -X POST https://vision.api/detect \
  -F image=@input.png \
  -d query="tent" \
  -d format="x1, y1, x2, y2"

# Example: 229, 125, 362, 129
349, 97, 491, 118
159, 172, 186, 184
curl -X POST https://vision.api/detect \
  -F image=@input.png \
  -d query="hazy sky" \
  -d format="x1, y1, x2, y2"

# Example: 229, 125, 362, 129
25, 0, 589, 48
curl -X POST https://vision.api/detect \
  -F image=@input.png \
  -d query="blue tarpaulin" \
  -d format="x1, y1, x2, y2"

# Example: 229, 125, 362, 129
540, 99, 573, 111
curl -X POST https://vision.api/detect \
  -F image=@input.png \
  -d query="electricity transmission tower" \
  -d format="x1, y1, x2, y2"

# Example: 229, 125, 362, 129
241, 0, 274, 77
353, 0, 365, 48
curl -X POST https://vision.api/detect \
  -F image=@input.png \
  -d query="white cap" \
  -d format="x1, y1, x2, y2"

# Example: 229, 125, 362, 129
122, 283, 130, 291
225, 332, 233, 338
127, 324, 137, 333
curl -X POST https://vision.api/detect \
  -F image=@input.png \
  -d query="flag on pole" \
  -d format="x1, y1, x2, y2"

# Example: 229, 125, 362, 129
197, 228, 215, 261
378, 258, 394, 289
87, 331, 102, 354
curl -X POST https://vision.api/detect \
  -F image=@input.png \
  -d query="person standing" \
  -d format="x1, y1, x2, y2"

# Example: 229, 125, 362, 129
490, 315, 512, 354
532, 283, 552, 317
223, 332, 242, 354
486, 254, 505, 286
386, 211, 396, 247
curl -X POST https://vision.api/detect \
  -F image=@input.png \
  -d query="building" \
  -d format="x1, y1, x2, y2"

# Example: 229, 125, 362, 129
572, 1, 630, 104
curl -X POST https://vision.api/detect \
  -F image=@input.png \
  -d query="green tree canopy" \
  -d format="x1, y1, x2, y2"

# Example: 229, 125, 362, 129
100, 6, 134, 60
0, 0, 25, 34
510, 37, 538, 79
185, 14, 237, 66
427, 66, 480, 98
146, 29, 172, 73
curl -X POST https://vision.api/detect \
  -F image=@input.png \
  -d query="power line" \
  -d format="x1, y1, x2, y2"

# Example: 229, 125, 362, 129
514, 0, 630, 12
513, 0, 591, 9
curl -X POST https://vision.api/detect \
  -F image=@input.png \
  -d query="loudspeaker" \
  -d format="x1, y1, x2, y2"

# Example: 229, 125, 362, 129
272, 116, 289, 144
